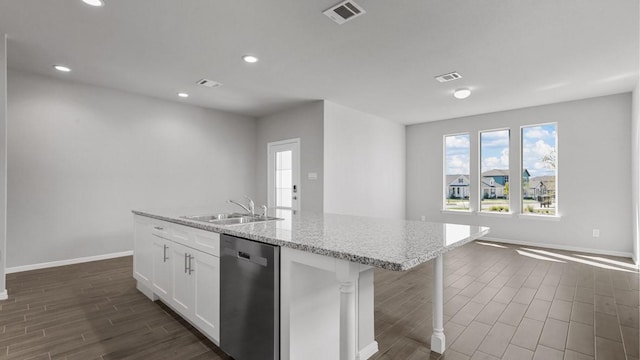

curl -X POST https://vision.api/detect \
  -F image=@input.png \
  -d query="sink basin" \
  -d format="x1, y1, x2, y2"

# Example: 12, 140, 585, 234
210, 216, 281, 226
182, 213, 281, 226
182, 213, 245, 222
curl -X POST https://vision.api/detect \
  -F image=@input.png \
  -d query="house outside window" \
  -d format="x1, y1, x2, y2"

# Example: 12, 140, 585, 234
522, 123, 557, 215
444, 134, 470, 211
480, 129, 510, 213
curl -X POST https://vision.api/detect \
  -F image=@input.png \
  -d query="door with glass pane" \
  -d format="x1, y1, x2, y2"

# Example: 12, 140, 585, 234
267, 139, 300, 211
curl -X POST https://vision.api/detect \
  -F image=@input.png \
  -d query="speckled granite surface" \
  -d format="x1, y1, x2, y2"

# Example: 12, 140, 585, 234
132, 209, 489, 271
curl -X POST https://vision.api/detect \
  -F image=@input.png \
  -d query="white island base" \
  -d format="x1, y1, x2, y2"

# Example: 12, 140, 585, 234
281, 247, 447, 360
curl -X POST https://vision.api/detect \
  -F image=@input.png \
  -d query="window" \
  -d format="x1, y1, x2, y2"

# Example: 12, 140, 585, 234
522, 124, 557, 215
444, 134, 470, 211
480, 129, 510, 212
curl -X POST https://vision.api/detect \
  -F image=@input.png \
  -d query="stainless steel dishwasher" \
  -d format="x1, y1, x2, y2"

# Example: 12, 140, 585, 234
220, 234, 280, 360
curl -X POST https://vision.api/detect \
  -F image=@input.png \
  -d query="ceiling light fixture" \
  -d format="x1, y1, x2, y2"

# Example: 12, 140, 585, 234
177, 92, 189, 98
53, 65, 72, 72
453, 88, 471, 99
242, 55, 259, 64
82, 0, 105, 7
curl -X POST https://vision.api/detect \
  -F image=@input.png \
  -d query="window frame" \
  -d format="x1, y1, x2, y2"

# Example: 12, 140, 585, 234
519, 122, 559, 218
442, 132, 472, 212
478, 128, 511, 214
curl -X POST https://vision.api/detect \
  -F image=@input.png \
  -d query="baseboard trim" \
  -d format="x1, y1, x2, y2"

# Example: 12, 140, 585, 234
0, 289, 7, 300
358, 341, 379, 360
6, 251, 134, 274
480, 236, 634, 260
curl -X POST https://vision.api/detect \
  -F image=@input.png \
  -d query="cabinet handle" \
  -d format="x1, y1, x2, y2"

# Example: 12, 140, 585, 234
153, 226, 164, 231
163, 244, 169, 262
188, 254, 195, 275
184, 253, 188, 273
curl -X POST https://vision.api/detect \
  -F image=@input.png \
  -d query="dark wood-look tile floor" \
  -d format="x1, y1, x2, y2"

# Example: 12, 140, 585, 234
371, 241, 640, 360
0, 241, 638, 360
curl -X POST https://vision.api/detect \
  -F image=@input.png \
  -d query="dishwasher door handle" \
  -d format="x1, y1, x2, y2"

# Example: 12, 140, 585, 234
222, 247, 268, 267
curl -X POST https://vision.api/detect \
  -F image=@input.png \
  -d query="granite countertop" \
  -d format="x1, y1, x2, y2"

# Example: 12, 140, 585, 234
132, 209, 489, 271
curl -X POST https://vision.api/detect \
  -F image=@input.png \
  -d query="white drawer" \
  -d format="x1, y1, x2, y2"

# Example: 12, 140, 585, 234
190, 228, 220, 257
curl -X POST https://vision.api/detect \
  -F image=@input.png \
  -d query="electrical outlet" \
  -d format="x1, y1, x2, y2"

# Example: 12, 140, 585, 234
421, 215, 426, 221
592, 229, 600, 237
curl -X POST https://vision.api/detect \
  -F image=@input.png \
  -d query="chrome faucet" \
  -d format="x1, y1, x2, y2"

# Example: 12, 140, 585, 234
227, 196, 255, 216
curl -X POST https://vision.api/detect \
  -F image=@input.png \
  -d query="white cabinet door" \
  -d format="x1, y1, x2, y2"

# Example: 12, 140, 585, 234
192, 251, 220, 342
152, 235, 173, 299
133, 217, 153, 286
171, 243, 194, 316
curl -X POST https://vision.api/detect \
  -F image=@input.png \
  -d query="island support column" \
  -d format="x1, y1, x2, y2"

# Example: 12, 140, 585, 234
336, 260, 359, 360
431, 254, 445, 353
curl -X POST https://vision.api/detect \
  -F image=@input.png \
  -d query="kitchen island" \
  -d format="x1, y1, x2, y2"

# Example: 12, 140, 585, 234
132, 209, 489, 360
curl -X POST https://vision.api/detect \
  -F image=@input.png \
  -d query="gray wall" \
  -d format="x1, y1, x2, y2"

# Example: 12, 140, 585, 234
255, 101, 324, 212
324, 101, 406, 219
0, 35, 6, 293
633, 86, 639, 264
7, 70, 257, 268
407, 93, 633, 255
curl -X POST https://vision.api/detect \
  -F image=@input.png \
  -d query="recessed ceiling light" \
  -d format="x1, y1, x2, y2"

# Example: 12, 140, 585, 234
53, 65, 72, 72
82, 0, 105, 7
453, 88, 471, 99
242, 55, 259, 64
177, 92, 189, 98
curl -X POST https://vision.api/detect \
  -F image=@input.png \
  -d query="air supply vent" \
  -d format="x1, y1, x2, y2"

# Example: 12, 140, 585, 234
196, 79, 223, 88
434, 72, 462, 83
323, 0, 366, 24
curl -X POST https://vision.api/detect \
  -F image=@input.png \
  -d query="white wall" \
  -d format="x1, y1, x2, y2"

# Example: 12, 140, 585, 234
256, 101, 324, 212
0, 35, 7, 296
632, 85, 639, 264
324, 101, 405, 219
407, 94, 633, 256
7, 70, 257, 268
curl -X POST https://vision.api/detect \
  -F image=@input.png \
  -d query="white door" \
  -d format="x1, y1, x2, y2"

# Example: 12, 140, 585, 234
151, 236, 172, 299
171, 243, 194, 315
192, 252, 220, 342
267, 139, 300, 211
133, 218, 153, 285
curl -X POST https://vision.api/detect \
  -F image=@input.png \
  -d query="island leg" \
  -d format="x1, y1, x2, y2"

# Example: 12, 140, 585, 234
336, 260, 359, 360
431, 254, 446, 353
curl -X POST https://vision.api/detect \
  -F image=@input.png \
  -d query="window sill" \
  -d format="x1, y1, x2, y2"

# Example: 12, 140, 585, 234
477, 211, 514, 218
518, 213, 561, 221
440, 210, 474, 215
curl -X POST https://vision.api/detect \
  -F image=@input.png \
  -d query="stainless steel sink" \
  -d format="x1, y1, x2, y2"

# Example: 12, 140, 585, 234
182, 213, 245, 222
182, 213, 281, 226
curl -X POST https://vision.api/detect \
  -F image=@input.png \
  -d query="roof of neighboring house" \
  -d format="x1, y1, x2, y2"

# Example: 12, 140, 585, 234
529, 176, 556, 190
481, 177, 505, 188
523, 169, 531, 177
445, 175, 470, 186
482, 169, 509, 177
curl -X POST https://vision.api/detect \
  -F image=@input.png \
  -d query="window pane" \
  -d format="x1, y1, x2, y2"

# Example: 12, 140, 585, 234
278, 150, 292, 170
280, 188, 292, 208
276, 188, 283, 207
444, 134, 470, 211
522, 124, 557, 215
281, 169, 292, 189
480, 130, 510, 213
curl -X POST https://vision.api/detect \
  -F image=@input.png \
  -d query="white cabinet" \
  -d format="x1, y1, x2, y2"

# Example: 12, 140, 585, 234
151, 234, 172, 299
192, 251, 220, 341
134, 215, 220, 344
133, 217, 153, 286
170, 242, 194, 315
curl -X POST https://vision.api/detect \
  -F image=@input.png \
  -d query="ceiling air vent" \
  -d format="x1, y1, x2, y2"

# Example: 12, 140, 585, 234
323, 0, 366, 25
196, 79, 223, 88
434, 72, 462, 83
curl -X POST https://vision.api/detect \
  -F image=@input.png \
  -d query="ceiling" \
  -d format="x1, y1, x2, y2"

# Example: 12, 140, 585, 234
0, 0, 637, 124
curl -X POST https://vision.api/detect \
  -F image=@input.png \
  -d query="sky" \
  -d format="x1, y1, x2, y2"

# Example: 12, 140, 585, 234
445, 124, 556, 177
